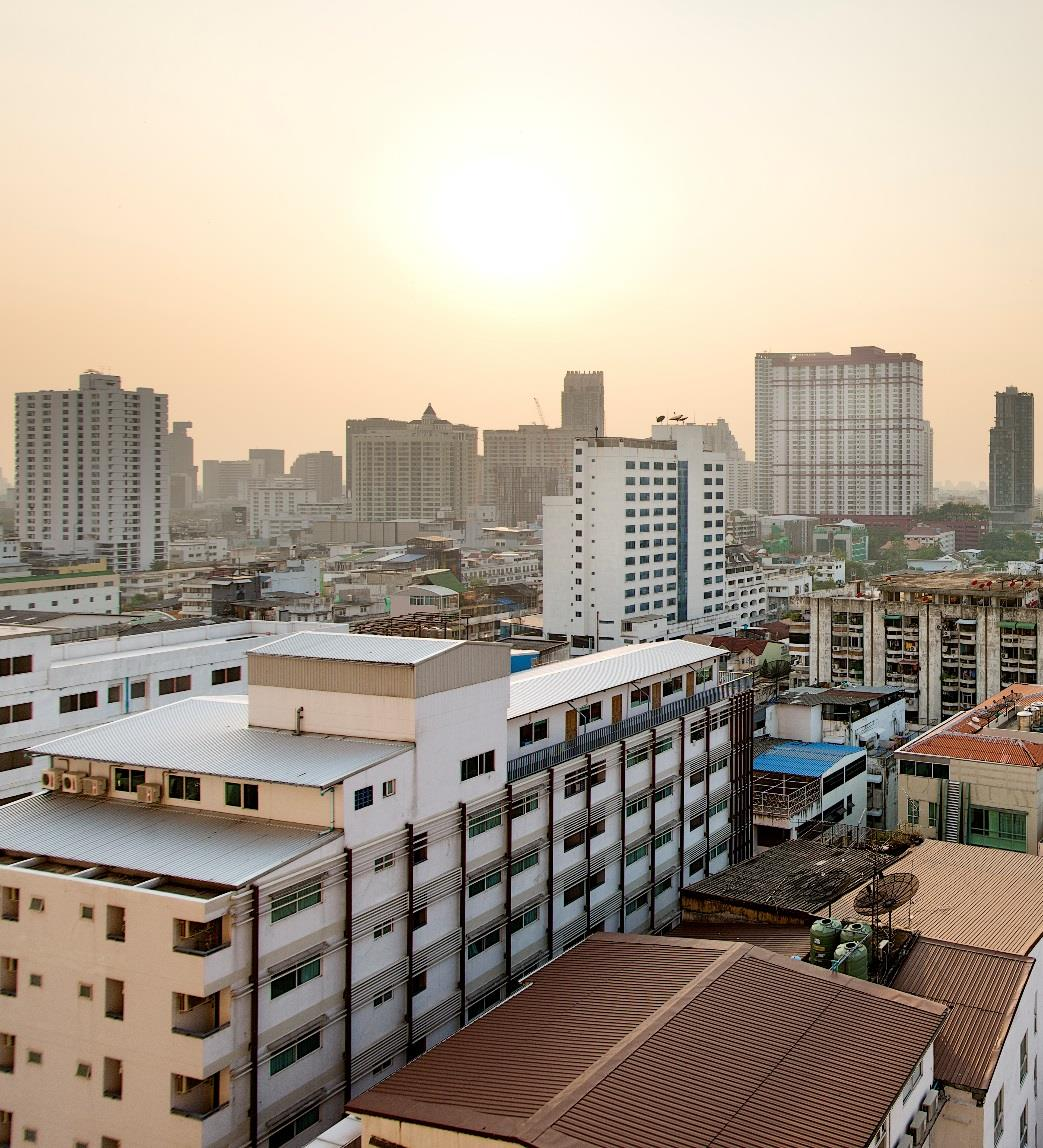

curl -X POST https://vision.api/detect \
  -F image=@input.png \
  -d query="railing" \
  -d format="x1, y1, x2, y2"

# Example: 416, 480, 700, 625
506, 674, 754, 783
752, 777, 821, 818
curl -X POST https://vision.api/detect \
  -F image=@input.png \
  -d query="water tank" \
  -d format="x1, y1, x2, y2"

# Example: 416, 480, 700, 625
840, 921, 873, 947
510, 650, 539, 673
833, 941, 869, 980
809, 919, 843, 966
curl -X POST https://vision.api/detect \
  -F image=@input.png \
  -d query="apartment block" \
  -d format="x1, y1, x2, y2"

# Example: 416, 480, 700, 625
0, 570, 120, 616
481, 425, 573, 526
990, 387, 1035, 526
560, 370, 605, 436
248, 479, 319, 539
290, 452, 343, 504
1, 632, 754, 1146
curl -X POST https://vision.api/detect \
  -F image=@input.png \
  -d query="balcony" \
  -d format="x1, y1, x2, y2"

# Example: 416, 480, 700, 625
171, 1072, 225, 1120
752, 776, 820, 821
171, 992, 225, 1037
173, 918, 229, 956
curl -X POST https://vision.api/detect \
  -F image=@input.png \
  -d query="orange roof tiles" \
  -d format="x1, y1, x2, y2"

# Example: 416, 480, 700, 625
901, 683, 1043, 768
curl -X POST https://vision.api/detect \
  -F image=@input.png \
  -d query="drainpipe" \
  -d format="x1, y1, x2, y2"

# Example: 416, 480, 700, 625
343, 848, 353, 1094
249, 885, 260, 1148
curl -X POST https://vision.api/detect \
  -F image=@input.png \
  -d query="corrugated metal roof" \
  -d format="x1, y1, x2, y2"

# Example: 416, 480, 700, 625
32, 697, 410, 787
0, 791, 334, 886
829, 840, 1043, 956
350, 933, 945, 1148
669, 922, 810, 956
753, 740, 861, 778
508, 640, 721, 718
251, 631, 462, 665
901, 683, 1043, 768
891, 938, 1032, 1095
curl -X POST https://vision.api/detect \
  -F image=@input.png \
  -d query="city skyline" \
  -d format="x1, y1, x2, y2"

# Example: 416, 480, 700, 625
3, 1, 1042, 483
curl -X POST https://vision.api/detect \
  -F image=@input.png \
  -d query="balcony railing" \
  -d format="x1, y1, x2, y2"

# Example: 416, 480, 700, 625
752, 777, 821, 818
507, 673, 754, 783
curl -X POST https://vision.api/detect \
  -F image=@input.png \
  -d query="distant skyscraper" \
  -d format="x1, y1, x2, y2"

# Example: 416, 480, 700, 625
16, 371, 169, 571
482, 425, 573, 525
696, 419, 756, 511
989, 386, 1035, 525
754, 346, 932, 515
167, 420, 197, 510
248, 448, 285, 479
346, 405, 478, 521
290, 450, 344, 502
561, 370, 605, 436
201, 458, 265, 502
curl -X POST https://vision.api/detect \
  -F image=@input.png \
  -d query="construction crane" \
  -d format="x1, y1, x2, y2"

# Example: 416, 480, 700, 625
533, 397, 548, 427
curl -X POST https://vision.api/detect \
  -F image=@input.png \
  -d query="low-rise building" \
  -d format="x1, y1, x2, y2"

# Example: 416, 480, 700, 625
0, 571, 120, 616
764, 568, 813, 619
388, 584, 459, 616
905, 525, 957, 555
814, 519, 869, 562
180, 575, 263, 619
168, 537, 231, 566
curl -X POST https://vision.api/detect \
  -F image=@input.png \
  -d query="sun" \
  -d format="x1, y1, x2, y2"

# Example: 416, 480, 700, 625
432, 156, 576, 284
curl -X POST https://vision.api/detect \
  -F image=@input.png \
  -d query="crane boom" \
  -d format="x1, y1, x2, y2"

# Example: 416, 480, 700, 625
533, 396, 548, 426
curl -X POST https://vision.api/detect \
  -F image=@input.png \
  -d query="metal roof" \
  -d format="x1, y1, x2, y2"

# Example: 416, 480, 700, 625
32, 697, 411, 787
829, 840, 1043, 956
350, 933, 945, 1148
891, 937, 1033, 1096
251, 630, 462, 665
0, 791, 334, 886
507, 639, 721, 719
752, 740, 861, 778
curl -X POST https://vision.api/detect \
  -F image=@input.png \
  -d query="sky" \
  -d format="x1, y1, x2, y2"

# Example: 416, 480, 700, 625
2, 0, 1041, 484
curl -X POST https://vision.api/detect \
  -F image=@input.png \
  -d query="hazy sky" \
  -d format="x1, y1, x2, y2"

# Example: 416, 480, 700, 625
3, 1, 1041, 483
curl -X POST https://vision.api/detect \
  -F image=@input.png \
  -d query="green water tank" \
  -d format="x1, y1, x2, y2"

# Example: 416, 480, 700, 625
809, 918, 843, 966
834, 941, 869, 980
841, 921, 873, 947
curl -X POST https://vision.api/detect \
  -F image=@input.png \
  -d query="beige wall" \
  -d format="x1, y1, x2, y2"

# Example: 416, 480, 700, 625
359, 1114, 523, 1148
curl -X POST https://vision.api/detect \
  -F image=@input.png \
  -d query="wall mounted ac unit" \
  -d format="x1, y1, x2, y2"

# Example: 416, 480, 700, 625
921, 1088, 940, 1122
82, 777, 108, 798
40, 768, 67, 791
909, 1110, 927, 1146
61, 772, 88, 794
136, 783, 162, 804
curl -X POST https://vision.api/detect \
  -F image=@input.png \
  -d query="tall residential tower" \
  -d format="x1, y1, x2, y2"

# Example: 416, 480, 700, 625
989, 386, 1034, 525
561, 370, 605, 436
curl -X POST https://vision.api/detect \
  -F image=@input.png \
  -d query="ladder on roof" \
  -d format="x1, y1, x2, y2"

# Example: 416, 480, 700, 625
943, 779, 962, 842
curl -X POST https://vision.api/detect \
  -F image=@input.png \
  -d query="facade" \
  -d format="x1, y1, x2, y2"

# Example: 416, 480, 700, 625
481, 425, 573, 526
200, 459, 265, 503
764, 568, 813, 619
904, 526, 957, 555
542, 424, 735, 653
290, 452, 343, 504
560, 369, 605, 435
167, 421, 197, 510
121, 565, 202, 604
791, 573, 1043, 727
248, 449, 285, 479
168, 537, 231, 566
248, 480, 319, 539
4, 632, 754, 1146
16, 371, 169, 572
813, 520, 869, 561
346, 406, 479, 523
0, 571, 120, 616
697, 418, 756, 511
754, 346, 933, 516
990, 386, 1035, 526
462, 551, 542, 587
180, 576, 263, 619
724, 545, 767, 626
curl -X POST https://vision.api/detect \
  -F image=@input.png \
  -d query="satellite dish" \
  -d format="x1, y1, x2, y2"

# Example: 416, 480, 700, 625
656, 415, 666, 423
853, 873, 919, 914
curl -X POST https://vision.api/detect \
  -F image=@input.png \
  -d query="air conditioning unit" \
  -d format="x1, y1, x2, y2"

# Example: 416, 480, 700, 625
136, 783, 162, 804
40, 768, 67, 791
922, 1088, 940, 1122
896, 1137, 914, 1148
909, 1110, 927, 1145
82, 776, 108, 798
61, 771, 88, 794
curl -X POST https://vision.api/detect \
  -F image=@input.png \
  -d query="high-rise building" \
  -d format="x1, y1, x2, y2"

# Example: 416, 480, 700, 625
346, 405, 479, 522
15, 371, 169, 572
696, 419, 756, 511
167, 420, 197, 510
561, 370, 605, 436
247, 477, 319, 538
290, 450, 344, 503
248, 448, 285, 479
200, 458, 265, 503
482, 425, 573, 525
989, 386, 1034, 525
754, 346, 932, 516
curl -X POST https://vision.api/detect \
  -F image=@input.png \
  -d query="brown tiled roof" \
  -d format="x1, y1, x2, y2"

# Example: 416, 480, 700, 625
890, 937, 1033, 1096
707, 635, 769, 656
350, 933, 945, 1148
828, 840, 1043, 956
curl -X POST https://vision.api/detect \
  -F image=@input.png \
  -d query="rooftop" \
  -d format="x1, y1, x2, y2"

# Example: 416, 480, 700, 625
32, 697, 411, 787
878, 572, 1043, 596
775, 685, 906, 708
251, 630, 462, 665
753, 739, 862, 779
706, 635, 770, 656
507, 639, 721, 719
901, 684, 1043, 768
0, 791, 334, 887
350, 932, 944, 1148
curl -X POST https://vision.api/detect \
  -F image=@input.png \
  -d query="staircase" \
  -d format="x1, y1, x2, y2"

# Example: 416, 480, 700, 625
943, 780, 962, 842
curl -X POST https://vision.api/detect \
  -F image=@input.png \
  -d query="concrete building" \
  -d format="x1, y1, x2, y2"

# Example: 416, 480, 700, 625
346, 407, 479, 523
760, 513, 818, 554
764, 568, 813, 619
248, 479, 319, 539
249, 448, 285, 479
180, 575, 263, 619
16, 371, 169, 572
481, 425, 573, 527
724, 545, 767, 626
168, 537, 231, 566
167, 421, 197, 510
814, 519, 869, 562
121, 566, 202, 605
560, 370, 605, 436
290, 452, 343, 504
0, 571, 120, 616
542, 425, 736, 653
200, 458, 265, 503
990, 387, 1035, 526
3, 632, 754, 1146
791, 573, 1043, 727
697, 418, 757, 511
388, 583, 459, 616
754, 345, 933, 516
904, 525, 957, 555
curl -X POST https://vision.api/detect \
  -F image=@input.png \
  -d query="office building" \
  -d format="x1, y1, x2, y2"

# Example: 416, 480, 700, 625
248, 448, 285, 479
482, 425, 573, 526
290, 451, 343, 503
15, 371, 169, 572
560, 370, 605, 436
1, 631, 753, 1144
247, 479, 319, 539
200, 458, 265, 503
167, 421, 197, 510
989, 386, 1035, 525
754, 345, 933, 515
346, 406, 479, 522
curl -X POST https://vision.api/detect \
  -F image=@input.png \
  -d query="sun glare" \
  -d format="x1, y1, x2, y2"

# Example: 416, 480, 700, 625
432, 156, 575, 284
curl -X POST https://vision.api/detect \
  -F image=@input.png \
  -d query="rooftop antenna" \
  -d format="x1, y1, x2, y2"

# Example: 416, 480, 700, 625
669, 413, 687, 423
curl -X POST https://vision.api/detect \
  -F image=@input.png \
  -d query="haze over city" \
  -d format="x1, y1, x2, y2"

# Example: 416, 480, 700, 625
3, 0, 1042, 481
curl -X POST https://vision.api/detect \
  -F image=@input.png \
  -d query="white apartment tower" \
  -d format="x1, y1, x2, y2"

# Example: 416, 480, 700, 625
16, 371, 169, 572
543, 425, 734, 652
754, 346, 933, 516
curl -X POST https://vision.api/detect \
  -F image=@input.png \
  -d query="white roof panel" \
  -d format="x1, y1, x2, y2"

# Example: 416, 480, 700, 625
507, 640, 722, 718
0, 791, 335, 886
251, 630, 462, 665
32, 697, 411, 787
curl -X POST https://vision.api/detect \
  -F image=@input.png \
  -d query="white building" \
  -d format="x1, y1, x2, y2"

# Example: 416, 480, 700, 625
249, 480, 319, 539
542, 425, 737, 653
697, 418, 757, 512
904, 526, 956, 555
16, 371, 169, 572
0, 570, 120, 615
724, 547, 767, 627
462, 550, 542, 587
3, 632, 754, 1146
168, 538, 231, 566
764, 568, 813, 619
754, 346, 933, 515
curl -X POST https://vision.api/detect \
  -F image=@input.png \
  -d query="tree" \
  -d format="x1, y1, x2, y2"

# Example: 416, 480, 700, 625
758, 657, 793, 699
979, 531, 1037, 565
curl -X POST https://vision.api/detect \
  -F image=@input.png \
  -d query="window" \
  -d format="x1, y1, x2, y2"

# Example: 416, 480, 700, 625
994, 1086, 1004, 1144
906, 798, 920, 826
271, 881, 321, 923
79, 983, 94, 1000
59, 690, 98, 714
511, 791, 539, 818
654, 875, 672, 897
970, 807, 1027, 851
468, 870, 502, 897
0, 703, 31, 725
631, 686, 650, 707
374, 852, 395, 872
27, 1050, 42, 1064
410, 971, 427, 996
382, 779, 396, 798
1021, 1034, 1029, 1083
653, 829, 673, 850
467, 927, 501, 959
225, 782, 259, 810
468, 808, 502, 838
158, 675, 191, 695
270, 956, 321, 999
269, 1105, 321, 1148
104, 978, 124, 1020
511, 906, 538, 933
563, 828, 585, 852
167, 775, 200, 801
928, 801, 939, 829
107, 684, 122, 704
519, 719, 548, 747
1020, 1105, 1029, 1148
662, 675, 683, 697
0, 656, 31, 676
80, 904, 94, 920
626, 796, 649, 817
412, 832, 428, 865
626, 746, 649, 769
625, 892, 648, 916
129, 680, 146, 699
373, 921, 393, 939
563, 879, 585, 905
411, 906, 427, 931
626, 843, 648, 866
106, 905, 125, 942
511, 851, 539, 877
353, 785, 374, 811
709, 799, 728, 818
902, 1058, 924, 1102
211, 666, 242, 685
461, 750, 495, 781
710, 841, 729, 859
654, 783, 674, 802
113, 768, 145, 794
76, 1061, 92, 1079
564, 768, 586, 799
578, 702, 602, 727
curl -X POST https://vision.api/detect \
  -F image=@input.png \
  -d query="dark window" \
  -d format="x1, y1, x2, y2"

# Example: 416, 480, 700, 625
130, 681, 146, 699
270, 957, 321, 1000
563, 828, 585, 852
269, 1104, 320, 1148
107, 684, 122, 704
225, 782, 259, 810
412, 832, 429, 865
211, 666, 242, 685
461, 750, 495, 781
519, 719, 548, 747
167, 775, 201, 801
353, 786, 374, 811
113, 767, 145, 793
563, 880, 585, 905
59, 691, 98, 714
411, 906, 427, 931
564, 768, 586, 798
158, 675, 191, 696
0, 703, 32, 725
0, 656, 32, 677
409, 971, 427, 996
